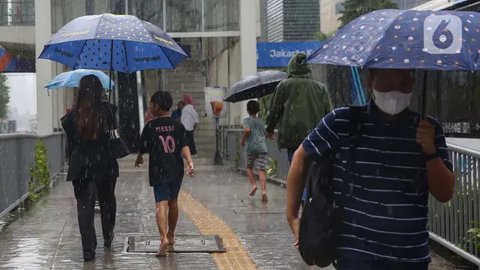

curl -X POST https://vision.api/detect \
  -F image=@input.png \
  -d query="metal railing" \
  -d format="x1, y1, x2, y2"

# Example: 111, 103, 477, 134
0, 133, 64, 220
0, 0, 35, 26
219, 127, 480, 265
429, 143, 480, 266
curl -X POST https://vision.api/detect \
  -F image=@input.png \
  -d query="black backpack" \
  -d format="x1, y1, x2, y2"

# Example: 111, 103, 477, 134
298, 106, 365, 267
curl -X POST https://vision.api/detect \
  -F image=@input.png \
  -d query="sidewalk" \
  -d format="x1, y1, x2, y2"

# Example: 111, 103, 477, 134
0, 157, 460, 269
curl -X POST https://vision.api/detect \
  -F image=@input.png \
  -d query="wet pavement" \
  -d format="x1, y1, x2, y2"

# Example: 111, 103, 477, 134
0, 158, 460, 269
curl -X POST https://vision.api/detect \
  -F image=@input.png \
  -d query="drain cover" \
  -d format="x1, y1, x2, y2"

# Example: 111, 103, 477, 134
126, 235, 226, 253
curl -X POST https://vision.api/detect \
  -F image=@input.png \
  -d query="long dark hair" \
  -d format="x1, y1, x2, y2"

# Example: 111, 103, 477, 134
75, 75, 105, 140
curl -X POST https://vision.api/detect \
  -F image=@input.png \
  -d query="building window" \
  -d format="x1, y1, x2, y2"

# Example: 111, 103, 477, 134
0, 0, 35, 26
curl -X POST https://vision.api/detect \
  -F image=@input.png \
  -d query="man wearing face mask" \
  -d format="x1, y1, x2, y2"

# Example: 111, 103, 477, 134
286, 68, 455, 270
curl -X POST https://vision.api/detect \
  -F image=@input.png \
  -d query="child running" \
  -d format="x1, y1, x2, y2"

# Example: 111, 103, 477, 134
241, 100, 268, 202
135, 91, 194, 257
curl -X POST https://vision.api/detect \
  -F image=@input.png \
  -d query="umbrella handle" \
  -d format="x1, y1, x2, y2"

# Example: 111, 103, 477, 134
421, 71, 427, 117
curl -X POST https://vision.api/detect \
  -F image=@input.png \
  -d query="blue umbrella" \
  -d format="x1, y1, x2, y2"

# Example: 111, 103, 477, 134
46, 69, 114, 90
38, 14, 188, 74
307, 9, 480, 71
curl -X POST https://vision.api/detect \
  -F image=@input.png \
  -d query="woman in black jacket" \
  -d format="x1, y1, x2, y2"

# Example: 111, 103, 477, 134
61, 75, 119, 261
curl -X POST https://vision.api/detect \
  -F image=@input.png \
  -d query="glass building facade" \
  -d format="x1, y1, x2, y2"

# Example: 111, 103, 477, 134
51, 0, 239, 33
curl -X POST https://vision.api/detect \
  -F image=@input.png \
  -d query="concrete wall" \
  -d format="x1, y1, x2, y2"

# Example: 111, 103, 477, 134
0, 26, 35, 45
228, 41, 243, 125
320, 0, 343, 34
35, 0, 53, 135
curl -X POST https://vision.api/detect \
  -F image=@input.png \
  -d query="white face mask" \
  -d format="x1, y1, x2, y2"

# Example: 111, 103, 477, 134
372, 89, 412, 115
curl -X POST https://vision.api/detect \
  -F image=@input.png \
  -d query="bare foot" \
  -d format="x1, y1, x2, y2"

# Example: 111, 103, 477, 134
261, 193, 268, 202
249, 186, 258, 197
155, 241, 169, 257
167, 234, 176, 246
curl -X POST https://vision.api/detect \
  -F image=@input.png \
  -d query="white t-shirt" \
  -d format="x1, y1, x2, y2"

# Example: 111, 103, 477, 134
181, 104, 199, 131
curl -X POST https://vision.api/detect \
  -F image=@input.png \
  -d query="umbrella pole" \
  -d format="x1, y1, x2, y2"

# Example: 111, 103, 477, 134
214, 117, 223, 165
421, 71, 427, 117
108, 39, 114, 103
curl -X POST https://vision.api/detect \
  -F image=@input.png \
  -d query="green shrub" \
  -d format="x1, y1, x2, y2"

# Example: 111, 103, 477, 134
266, 157, 277, 177
28, 139, 51, 202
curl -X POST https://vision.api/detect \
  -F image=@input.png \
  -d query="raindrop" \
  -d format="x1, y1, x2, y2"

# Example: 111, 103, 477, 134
341, 35, 346, 39
392, 46, 397, 51
436, 60, 443, 65
467, 19, 472, 24
342, 57, 348, 62
374, 58, 379, 62
394, 25, 401, 30
413, 18, 419, 21
404, 59, 410, 64
360, 25, 365, 30
426, 27, 433, 31
408, 36, 414, 41
422, 48, 429, 52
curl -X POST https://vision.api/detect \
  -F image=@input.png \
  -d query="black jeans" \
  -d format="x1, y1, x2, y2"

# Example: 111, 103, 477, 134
337, 259, 429, 270
185, 130, 197, 155
73, 176, 117, 256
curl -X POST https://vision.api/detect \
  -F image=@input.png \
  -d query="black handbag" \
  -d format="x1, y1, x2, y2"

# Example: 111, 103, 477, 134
106, 103, 130, 159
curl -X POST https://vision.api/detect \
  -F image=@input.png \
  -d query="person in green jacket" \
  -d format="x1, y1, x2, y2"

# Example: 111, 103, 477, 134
266, 52, 333, 163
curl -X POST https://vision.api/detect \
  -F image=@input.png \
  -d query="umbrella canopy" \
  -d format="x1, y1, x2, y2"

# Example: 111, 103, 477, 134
39, 14, 188, 73
307, 9, 480, 71
225, 70, 287, 103
46, 69, 114, 90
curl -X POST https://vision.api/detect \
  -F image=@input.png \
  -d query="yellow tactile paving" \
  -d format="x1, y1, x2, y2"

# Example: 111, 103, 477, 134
179, 191, 257, 270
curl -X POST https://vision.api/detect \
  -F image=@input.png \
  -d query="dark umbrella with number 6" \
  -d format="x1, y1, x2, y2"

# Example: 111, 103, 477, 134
306, 9, 480, 114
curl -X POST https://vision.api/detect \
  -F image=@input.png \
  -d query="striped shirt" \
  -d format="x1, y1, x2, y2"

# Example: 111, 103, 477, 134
302, 101, 452, 263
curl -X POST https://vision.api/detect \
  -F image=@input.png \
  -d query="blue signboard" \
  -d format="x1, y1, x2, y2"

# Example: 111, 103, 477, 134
257, 41, 324, 68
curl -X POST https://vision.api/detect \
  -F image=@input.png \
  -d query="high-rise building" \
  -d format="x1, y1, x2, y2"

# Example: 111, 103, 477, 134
262, 0, 320, 41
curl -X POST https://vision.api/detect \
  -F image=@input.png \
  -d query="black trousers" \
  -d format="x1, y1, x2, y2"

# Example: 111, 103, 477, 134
73, 176, 117, 254
185, 130, 197, 155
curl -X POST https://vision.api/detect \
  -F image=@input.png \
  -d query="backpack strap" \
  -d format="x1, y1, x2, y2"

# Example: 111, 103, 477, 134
345, 105, 367, 196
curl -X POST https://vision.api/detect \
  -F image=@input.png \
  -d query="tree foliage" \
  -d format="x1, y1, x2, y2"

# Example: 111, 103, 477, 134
339, 0, 398, 27
0, 73, 10, 119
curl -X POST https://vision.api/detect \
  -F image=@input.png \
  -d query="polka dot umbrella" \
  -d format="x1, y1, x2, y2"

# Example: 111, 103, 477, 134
307, 9, 480, 71
307, 9, 480, 115
38, 13, 188, 90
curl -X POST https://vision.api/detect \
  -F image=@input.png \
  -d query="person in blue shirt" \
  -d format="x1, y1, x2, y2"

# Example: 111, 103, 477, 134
286, 69, 455, 270
171, 101, 183, 121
